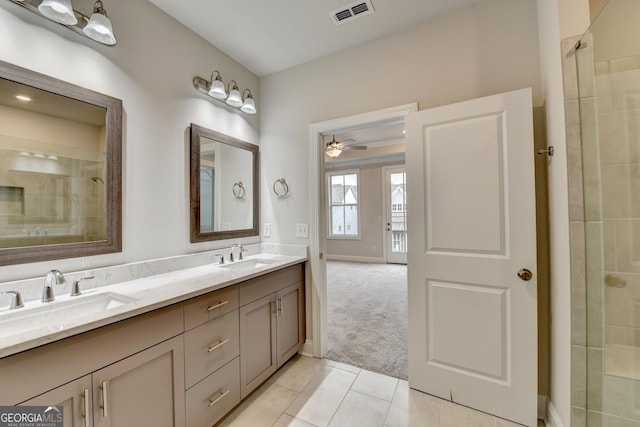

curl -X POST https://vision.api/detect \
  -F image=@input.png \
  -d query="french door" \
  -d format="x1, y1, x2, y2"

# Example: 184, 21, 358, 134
384, 167, 407, 264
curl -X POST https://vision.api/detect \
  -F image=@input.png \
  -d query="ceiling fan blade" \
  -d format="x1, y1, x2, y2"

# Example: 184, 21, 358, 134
342, 145, 367, 150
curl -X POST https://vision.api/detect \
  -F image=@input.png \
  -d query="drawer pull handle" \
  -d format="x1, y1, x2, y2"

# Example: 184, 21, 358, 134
207, 338, 230, 353
208, 389, 230, 407
82, 388, 90, 427
99, 380, 109, 418
207, 300, 229, 311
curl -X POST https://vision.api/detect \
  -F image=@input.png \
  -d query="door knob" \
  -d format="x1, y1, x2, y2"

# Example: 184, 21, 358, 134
517, 268, 533, 281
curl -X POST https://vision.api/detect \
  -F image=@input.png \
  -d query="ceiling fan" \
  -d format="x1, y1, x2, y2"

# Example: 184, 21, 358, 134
325, 135, 367, 158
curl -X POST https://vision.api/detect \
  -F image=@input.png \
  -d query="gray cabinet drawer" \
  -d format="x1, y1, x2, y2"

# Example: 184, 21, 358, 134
239, 264, 303, 306
184, 310, 239, 389
184, 285, 239, 330
186, 357, 240, 427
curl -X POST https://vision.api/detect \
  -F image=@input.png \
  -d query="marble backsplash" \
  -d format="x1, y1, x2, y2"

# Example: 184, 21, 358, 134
0, 243, 307, 305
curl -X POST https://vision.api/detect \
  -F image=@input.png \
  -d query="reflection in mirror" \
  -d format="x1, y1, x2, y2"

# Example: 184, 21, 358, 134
190, 124, 258, 242
0, 60, 122, 265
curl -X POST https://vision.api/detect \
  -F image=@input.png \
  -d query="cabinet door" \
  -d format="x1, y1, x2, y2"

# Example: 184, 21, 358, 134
239, 293, 277, 398
93, 336, 185, 427
21, 375, 93, 427
276, 281, 304, 367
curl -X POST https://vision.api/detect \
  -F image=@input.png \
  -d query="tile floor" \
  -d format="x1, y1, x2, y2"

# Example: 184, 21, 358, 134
218, 355, 545, 427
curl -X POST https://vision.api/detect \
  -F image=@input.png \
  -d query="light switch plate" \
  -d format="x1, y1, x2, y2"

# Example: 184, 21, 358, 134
296, 223, 309, 238
263, 223, 271, 237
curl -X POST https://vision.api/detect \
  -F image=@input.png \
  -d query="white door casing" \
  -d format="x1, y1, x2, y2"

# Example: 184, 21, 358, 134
308, 103, 418, 358
406, 88, 537, 426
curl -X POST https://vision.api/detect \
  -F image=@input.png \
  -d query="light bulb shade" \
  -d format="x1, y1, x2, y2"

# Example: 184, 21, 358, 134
226, 89, 243, 107
83, 11, 116, 45
208, 79, 227, 99
38, 0, 78, 25
240, 97, 256, 114
326, 147, 342, 158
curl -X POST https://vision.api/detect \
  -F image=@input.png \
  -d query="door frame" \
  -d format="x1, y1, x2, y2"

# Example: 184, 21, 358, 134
307, 103, 417, 358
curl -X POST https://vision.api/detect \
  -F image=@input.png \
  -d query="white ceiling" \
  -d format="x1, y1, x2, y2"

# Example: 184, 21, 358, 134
148, 0, 483, 77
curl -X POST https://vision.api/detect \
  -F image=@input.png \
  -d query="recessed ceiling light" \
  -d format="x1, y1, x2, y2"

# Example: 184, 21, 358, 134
402, 130, 406, 134
15, 95, 32, 102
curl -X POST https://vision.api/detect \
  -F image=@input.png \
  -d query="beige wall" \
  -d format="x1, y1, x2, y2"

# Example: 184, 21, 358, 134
260, 0, 542, 246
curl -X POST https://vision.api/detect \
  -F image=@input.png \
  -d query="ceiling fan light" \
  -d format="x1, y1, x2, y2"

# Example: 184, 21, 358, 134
83, 3, 116, 45
326, 146, 342, 158
38, 0, 77, 25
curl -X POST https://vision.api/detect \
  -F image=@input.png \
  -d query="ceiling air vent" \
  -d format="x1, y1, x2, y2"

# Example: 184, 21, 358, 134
330, 0, 375, 26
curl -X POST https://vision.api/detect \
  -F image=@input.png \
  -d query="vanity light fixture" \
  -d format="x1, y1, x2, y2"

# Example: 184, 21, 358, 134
38, 0, 77, 25
240, 89, 256, 114
208, 71, 227, 99
192, 71, 257, 115
15, 94, 32, 101
83, 0, 116, 46
7, 0, 117, 46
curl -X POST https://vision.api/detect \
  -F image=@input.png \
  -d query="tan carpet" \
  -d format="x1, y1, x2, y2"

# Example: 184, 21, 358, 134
326, 260, 408, 379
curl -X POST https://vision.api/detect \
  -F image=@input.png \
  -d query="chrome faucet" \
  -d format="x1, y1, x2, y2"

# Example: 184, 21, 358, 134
42, 270, 67, 302
230, 244, 245, 262
1, 290, 24, 309
214, 253, 225, 264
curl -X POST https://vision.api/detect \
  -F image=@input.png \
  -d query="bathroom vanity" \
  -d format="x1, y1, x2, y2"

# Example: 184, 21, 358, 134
0, 255, 305, 427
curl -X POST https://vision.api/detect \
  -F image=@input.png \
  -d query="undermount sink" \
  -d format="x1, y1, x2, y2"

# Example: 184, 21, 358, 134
0, 292, 138, 338
219, 258, 277, 273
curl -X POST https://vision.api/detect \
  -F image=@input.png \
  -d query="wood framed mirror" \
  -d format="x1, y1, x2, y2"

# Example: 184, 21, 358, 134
190, 124, 259, 242
0, 60, 122, 265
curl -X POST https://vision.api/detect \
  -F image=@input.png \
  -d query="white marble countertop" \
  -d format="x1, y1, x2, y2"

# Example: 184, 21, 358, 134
0, 252, 306, 358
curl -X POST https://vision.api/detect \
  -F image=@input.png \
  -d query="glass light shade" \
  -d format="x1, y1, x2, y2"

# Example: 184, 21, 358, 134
326, 146, 342, 158
226, 89, 243, 107
208, 79, 227, 99
240, 97, 256, 114
83, 12, 116, 45
38, 0, 78, 25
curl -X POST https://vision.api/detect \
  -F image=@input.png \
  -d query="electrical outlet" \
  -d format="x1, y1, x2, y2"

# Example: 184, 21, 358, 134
296, 223, 309, 238
263, 223, 271, 237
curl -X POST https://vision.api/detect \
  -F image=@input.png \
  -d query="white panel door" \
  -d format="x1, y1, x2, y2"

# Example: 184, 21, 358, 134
406, 88, 537, 426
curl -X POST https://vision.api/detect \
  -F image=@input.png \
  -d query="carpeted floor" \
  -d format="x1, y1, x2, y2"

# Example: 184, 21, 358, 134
326, 260, 408, 380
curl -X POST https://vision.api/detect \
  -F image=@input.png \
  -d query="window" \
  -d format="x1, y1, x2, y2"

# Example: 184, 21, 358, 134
328, 171, 359, 238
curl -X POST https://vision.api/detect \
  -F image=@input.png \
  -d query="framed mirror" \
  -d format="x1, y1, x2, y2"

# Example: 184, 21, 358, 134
190, 124, 259, 242
0, 60, 122, 265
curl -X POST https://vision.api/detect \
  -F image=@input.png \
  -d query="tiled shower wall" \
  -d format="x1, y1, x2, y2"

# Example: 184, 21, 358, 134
565, 30, 640, 426
0, 155, 105, 247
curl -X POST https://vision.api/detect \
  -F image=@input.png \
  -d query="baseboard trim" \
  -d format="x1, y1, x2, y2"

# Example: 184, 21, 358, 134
300, 339, 313, 357
538, 395, 548, 421
546, 400, 564, 427
325, 254, 385, 263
